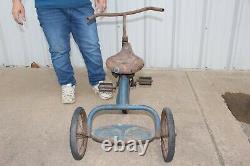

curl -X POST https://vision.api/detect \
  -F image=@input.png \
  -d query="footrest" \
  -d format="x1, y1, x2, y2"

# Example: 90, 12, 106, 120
92, 124, 154, 143
98, 82, 116, 92
137, 76, 153, 86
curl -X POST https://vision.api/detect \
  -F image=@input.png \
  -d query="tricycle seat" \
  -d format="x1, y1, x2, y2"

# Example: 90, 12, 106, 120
106, 42, 144, 74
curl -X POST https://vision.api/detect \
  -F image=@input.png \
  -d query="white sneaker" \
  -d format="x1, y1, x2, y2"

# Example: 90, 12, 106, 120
61, 83, 76, 104
92, 81, 113, 100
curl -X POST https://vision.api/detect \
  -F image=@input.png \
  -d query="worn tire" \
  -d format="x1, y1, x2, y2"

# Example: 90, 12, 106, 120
70, 107, 88, 160
160, 107, 176, 162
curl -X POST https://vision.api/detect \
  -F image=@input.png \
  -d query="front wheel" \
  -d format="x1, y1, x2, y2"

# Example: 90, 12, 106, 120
160, 107, 176, 162
70, 107, 88, 160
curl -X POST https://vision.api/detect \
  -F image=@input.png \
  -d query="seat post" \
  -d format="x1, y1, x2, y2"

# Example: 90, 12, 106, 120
116, 75, 130, 105
122, 15, 128, 46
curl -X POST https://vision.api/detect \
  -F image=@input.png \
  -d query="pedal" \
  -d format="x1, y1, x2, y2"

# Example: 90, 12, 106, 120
137, 76, 153, 86
98, 82, 116, 92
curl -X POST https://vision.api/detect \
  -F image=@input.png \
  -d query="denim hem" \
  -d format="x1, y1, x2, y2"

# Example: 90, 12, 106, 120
60, 80, 76, 86
89, 76, 106, 86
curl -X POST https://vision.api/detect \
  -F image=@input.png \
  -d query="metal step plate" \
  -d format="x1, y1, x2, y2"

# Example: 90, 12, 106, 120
92, 124, 154, 143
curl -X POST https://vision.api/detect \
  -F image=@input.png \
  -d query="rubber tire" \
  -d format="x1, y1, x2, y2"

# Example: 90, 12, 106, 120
160, 107, 176, 162
70, 107, 88, 160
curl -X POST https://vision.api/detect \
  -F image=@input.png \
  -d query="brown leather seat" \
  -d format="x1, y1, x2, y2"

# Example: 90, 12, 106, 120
106, 43, 144, 74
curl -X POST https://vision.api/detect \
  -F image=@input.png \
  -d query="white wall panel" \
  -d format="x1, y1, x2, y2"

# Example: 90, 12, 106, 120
0, 0, 250, 69
145, 0, 173, 67
202, 0, 236, 69
232, 0, 250, 69
172, 0, 205, 68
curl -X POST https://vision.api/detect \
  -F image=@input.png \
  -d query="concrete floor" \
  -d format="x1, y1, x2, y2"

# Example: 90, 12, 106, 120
0, 68, 250, 166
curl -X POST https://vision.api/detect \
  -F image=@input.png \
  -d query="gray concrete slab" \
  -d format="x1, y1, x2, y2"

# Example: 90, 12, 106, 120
187, 71, 250, 166
198, 71, 250, 154
0, 68, 249, 166
200, 71, 250, 94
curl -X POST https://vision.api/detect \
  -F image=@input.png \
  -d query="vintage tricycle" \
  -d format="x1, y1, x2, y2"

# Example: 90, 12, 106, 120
69, 7, 176, 162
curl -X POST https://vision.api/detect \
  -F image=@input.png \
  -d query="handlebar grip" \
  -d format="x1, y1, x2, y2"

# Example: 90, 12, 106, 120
87, 7, 164, 20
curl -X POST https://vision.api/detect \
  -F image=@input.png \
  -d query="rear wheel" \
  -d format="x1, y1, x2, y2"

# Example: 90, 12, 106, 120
70, 107, 88, 160
160, 107, 176, 162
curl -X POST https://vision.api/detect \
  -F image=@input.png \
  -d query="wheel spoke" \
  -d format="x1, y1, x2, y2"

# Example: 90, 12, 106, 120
78, 141, 86, 152
78, 117, 83, 130
161, 138, 167, 148
76, 133, 88, 139
161, 133, 169, 138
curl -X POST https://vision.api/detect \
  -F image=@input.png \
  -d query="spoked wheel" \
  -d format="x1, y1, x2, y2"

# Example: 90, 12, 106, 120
70, 107, 88, 160
160, 107, 176, 162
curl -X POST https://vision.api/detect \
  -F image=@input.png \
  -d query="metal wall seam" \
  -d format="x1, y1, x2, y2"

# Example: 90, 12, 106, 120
198, 0, 209, 68
0, 22, 8, 65
231, 0, 244, 69
227, 0, 242, 69
170, 0, 177, 68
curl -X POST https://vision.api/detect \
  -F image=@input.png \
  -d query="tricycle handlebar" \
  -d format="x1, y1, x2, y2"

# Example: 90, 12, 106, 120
87, 7, 164, 20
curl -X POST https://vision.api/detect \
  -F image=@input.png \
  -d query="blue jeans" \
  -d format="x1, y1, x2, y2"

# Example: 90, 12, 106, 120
36, 5, 105, 86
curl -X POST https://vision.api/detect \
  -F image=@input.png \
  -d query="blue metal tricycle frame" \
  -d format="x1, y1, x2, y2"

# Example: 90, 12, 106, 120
86, 75, 161, 143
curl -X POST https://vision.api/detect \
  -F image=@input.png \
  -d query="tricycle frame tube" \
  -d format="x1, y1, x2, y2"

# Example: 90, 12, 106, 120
116, 75, 130, 105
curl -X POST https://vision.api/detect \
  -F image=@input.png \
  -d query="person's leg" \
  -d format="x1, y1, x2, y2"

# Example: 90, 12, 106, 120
69, 5, 105, 86
36, 8, 76, 86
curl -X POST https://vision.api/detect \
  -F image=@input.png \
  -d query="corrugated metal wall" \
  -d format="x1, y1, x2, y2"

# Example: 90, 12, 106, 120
0, 0, 250, 69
